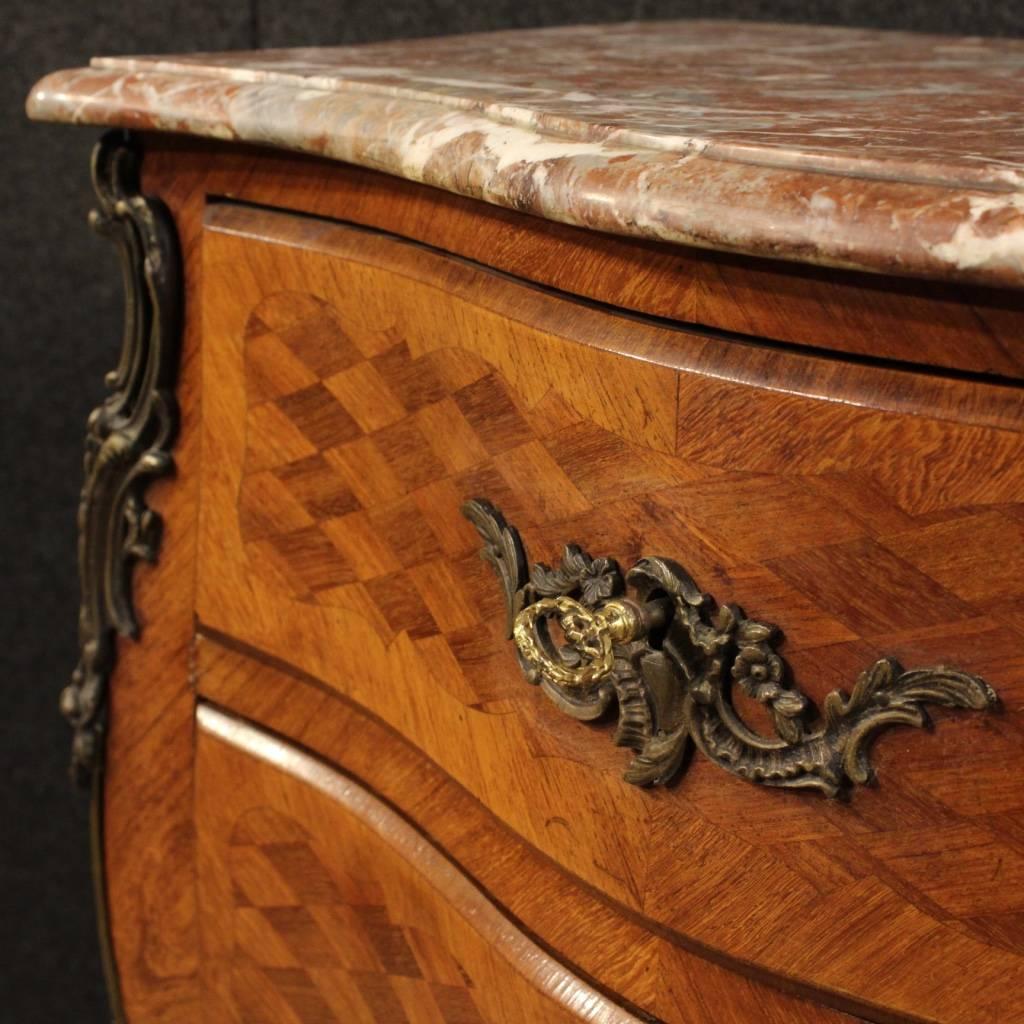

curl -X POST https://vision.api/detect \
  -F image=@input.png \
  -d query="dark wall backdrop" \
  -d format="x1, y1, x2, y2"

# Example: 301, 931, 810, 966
4, 2, 1021, 1020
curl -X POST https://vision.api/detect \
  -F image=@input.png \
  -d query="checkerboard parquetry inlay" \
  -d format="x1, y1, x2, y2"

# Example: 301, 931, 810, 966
230, 281, 1024, 972
228, 805, 487, 1024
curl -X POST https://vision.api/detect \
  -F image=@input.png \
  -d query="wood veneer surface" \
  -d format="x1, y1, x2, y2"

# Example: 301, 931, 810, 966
193, 200, 1024, 1023
195, 703, 647, 1024
93, 136, 1024, 1024
144, 137, 1024, 381
196, 645, 862, 1024
94, 146, 207, 1022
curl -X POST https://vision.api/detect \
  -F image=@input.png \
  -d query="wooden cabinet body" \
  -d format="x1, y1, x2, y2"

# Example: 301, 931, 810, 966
28, 22, 1024, 1024
82, 138, 1023, 1024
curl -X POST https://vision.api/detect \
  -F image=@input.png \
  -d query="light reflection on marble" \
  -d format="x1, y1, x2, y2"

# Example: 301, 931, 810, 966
26, 20, 1024, 287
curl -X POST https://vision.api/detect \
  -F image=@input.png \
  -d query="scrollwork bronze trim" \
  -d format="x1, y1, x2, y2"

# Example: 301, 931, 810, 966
463, 499, 999, 797
61, 131, 182, 789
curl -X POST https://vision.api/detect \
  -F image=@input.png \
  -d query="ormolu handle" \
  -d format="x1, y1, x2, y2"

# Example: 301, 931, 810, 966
463, 498, 999, 798
515, 596, 657, 688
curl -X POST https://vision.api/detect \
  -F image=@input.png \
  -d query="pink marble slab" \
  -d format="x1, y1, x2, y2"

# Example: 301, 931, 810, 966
26, 20, 1024, 288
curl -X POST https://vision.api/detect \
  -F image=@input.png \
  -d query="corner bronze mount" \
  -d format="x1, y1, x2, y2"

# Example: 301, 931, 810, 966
61, 131, 182, 787
463, 499, 999, 798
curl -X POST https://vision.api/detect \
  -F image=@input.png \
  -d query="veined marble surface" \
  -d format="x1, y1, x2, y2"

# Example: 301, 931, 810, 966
27, 21, 1024, 287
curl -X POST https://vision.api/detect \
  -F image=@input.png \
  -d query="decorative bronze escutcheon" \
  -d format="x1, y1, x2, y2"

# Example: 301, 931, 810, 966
463, 498, 999, 798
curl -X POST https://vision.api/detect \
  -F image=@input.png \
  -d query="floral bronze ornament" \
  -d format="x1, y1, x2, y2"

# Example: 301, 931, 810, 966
462, 499, 999, 797
61, 131, 182, 787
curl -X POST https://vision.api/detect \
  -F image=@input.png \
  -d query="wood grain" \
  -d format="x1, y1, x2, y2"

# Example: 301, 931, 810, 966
95, 147, 207, 1021
193, 199, 1024, 1024
196, 643, 863, 1024
93, 136, 1024, 1022
196, 703, 650, 1024
143, 135, 1024, 380
193, 704, 663, 1024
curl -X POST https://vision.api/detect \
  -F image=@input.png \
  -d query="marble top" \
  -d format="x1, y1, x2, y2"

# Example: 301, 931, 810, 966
26, 21, 1024, 287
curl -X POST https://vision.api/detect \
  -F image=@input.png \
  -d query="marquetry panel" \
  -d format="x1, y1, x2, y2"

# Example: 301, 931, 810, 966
197, 643, 864, 1024
195, 705, 641, 1023
197, 202, 1024, 1024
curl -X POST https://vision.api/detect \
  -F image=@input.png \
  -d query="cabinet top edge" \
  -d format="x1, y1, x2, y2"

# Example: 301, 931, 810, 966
26, 19, 1024, 289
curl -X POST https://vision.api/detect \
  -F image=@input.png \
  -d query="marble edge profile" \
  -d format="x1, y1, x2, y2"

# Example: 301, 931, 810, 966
85, 53, 1024, 194
27, 66, 1024, 290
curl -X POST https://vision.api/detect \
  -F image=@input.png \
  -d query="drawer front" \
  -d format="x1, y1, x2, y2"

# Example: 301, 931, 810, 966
197, 646, 855, 1024
197, 202, 1024, 1022
195, 702, 637, 1024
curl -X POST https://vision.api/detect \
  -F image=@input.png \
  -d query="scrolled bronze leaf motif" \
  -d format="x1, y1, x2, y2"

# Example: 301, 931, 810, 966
462, 499, 1000, 798
530, 545, 624, 604
462, 498, 528, 638
61, 131, 182, 787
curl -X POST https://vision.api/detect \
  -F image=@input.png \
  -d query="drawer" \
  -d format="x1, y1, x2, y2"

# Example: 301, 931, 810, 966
195, 656, 853, 1023
196, 201, 1024, 1023
195, 702, 632, 1024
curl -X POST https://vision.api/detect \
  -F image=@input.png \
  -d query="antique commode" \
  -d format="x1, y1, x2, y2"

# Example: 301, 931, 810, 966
28, 20, 1024, 1024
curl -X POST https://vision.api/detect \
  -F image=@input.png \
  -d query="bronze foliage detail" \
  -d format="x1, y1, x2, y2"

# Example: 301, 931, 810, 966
463, 498, 999, 797
60, 131, 182, 786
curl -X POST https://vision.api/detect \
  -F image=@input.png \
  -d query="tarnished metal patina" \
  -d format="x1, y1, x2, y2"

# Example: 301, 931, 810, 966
463, 498, 999, 798
62, 131, 182, 788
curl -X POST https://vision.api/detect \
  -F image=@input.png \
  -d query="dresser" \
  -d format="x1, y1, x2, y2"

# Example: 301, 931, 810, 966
27, 21, 1024, 1024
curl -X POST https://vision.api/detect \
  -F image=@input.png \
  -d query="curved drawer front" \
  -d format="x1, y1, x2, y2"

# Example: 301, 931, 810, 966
197, 653, 855, 1024
196, 201, 1024, 1023
196, 704, 644, 1024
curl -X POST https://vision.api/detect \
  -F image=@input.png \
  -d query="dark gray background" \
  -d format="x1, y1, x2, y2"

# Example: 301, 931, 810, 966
4, 2, 1022, 1020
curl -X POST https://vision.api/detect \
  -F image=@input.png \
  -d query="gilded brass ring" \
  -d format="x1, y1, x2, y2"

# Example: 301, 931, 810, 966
512, 596, 642, 688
